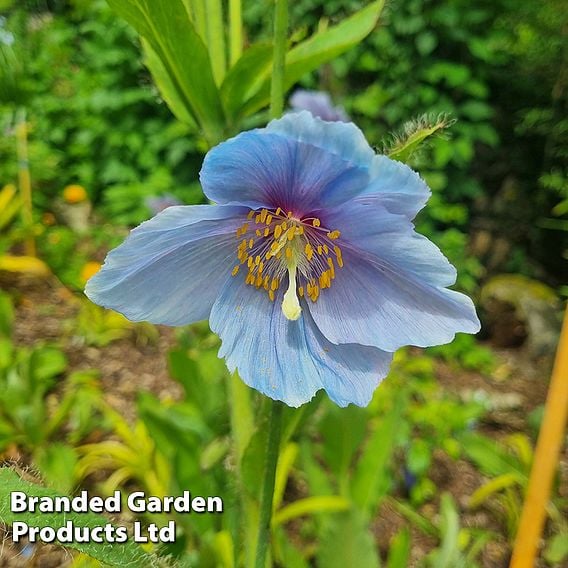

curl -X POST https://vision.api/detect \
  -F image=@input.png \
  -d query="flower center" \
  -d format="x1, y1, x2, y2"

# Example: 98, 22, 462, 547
231, 208, 344, 321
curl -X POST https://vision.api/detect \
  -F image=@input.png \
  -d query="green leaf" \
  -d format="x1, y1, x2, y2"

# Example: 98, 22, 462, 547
273, 442, 299, 511
240, 1, 385, 118
106, 0, 224, 144
317, 509, 380, 568
137, 392, 209, 456
320, 404, 367, 484
167, 348, 202, 400
227, 371, 254, 466
0, 290, 13, 337
468, 472, 523, 508
142, 39, 195, 126
29, 347, 68, 388
407, 439, 432, 476
34, 443, 78, 494
0, 468, 154, 566
351, 391, 404, 514
387, 497, 437, 537
205, 0, 226, 85
429, 494, 461, 568
274, 526, 310, 568
458, 432, 528, 479
387, 528, 411, 568
300, 438, 333, 496
213, 530, 235, 568
221, 43, 273, 121
273, 495, 350, 527
544, 531, 568, 564
241, 419, 269, 499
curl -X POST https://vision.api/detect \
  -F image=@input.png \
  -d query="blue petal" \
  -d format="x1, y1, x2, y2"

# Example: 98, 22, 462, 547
209, 274, 393, 407
325, 200, 457, 288
268, 112, 430, 219
267, 110, 375, 166
200, 129, 369, 212
361, 156, 430, 219
309, 202, 480, 351
85, 205, 248, 325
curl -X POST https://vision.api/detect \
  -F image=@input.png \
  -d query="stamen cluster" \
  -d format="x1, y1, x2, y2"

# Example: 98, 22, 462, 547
232, 208, 344, 311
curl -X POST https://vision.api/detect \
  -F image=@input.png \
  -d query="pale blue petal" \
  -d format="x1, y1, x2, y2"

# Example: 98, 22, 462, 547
310, 203, 480, 351
210, 274, 393, 407
85, 205, 248, 325
267, 112, 430, 219
361, 156, 431, 219
325, 200, 457, 288
267, 110, 375, 168
200, 129, 369, 211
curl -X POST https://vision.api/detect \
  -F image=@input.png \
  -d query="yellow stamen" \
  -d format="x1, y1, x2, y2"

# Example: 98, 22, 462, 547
327, 257, 335, 279
231, 265, 240, 276
334, 245, 344, 267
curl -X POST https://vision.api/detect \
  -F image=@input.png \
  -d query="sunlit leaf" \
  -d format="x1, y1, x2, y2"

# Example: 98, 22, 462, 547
273, 495, 350, 526
317, 509, 380, 568
106, 0, 224, 144
468, 472, 523, 508
0, 255, 50, 275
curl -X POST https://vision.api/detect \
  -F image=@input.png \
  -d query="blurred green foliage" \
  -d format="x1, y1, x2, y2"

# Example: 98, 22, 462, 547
0, 0, 203, 210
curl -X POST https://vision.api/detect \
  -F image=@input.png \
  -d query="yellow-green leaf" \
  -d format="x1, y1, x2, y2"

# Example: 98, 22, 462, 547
0, 255, 50, 275
273, 496, 350, 526
469, 472, 523, 508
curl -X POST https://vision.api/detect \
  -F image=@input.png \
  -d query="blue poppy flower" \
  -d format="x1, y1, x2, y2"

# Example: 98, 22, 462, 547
85, 112, 480, 407
289, 89, 349, 122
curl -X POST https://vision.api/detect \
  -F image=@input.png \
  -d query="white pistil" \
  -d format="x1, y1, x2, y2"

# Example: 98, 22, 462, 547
282, 264, 302, 321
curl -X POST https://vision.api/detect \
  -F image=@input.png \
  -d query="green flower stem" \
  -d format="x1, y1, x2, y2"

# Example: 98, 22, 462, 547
270, 0, 289, 119
254, 401, 283, 568
229, 0, 243, 66
206, 0, 226, 84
